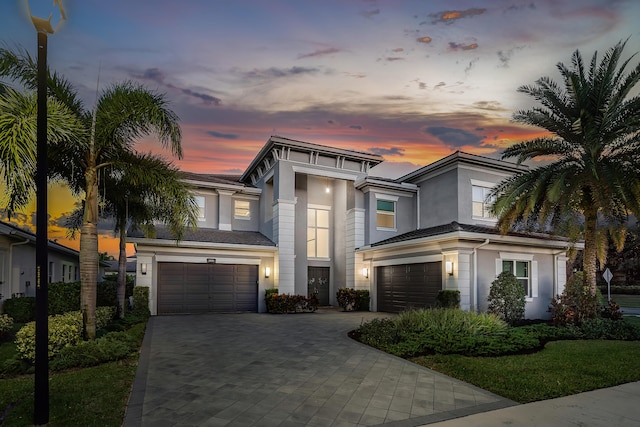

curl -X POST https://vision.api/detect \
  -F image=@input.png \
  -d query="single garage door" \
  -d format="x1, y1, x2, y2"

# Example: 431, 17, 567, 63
377, 262, 442, 313
157, 263, 258, 314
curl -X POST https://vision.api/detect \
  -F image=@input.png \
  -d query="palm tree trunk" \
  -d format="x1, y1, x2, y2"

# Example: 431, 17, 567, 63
117, 224, 127, 319
80, 165, 99, 340
583, 207, 598, 297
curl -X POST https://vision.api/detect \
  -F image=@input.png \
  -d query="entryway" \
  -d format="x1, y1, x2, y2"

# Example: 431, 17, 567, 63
308, 266, 330, 305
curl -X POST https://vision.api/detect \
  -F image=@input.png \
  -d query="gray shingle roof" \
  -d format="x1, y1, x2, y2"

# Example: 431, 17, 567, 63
128, 226, 276, 247
370, 221, 566, 247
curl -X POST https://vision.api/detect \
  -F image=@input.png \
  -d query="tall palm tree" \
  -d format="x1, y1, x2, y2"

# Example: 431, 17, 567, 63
491, 40, 640, 296
0, 86, 85, 213
1, 47, 183, 339
104, 152, 198, 318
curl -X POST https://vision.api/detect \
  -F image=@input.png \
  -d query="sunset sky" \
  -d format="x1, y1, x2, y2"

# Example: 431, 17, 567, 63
1, 0, 639, 256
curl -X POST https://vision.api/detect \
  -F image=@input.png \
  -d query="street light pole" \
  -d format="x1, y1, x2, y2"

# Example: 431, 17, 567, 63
27, 1, 66, 424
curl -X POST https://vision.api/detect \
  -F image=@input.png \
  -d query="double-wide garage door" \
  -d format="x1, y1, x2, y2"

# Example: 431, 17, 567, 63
157, 263, 258, 315
377, 262, 442, 313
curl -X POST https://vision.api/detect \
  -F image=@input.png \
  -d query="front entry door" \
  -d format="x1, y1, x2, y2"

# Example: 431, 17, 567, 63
308, 267, 330, 306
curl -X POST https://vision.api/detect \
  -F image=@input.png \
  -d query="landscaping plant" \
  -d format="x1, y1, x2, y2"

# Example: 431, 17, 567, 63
487, 271, 526, 325
336, 288, 370, 311
550, 272, 600, 326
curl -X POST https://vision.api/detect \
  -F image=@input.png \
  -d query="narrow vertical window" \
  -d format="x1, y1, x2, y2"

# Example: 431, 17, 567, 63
376, 199, 396, 229
195, 196, 206, 221
307, 208, 330, 258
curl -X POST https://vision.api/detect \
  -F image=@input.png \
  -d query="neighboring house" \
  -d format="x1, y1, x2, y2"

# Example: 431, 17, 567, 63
131, 136, 578, 318
103, 256, 138, 281
0, 221, 80, 303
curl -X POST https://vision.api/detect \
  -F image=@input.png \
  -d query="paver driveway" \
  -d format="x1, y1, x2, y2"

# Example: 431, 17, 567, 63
124, 309, 515, 426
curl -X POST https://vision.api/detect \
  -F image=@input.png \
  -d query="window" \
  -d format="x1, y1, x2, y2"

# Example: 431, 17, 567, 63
195, 196, 205, 220
307, 208, 329, 258
234, 200, 251, 219
48, 261, 54, 283
496, 253, 538, 299
502, 260, 530, 297
376, 199, 396, 229
472, 186, 495, 219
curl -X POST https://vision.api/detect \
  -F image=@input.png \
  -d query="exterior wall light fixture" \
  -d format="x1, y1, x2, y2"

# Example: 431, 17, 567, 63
445, 261, 453, 276
141, 263, 147, 275
265, 267, 271, 278
362, 267, 369, 278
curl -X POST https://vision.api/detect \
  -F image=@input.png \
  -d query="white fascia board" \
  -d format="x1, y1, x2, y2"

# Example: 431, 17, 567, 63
129, 237, 277, 253
290, 164, 361, 180
183, 179, 262, 195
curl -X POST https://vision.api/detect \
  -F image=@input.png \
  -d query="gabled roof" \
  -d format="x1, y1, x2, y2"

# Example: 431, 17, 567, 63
0, 221, 80, 258
128, 226, 276, 247
369, 221, 570, 248
397, 151, 528, 183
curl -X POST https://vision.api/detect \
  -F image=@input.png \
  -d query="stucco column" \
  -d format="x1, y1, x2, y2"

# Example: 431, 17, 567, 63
217, 189, 235, 231
274, 199, 296, 294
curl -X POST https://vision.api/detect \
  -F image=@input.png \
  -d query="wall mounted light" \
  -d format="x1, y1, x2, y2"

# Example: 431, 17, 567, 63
141, 263, 147, 275
445, 261, 453, 276
362, 267, 369, 278
265, 267, 271, 278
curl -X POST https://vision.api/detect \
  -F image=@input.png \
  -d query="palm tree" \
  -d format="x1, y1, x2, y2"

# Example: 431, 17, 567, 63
0, 86, 85, 213
491, 40, 640, 296
1, 47, 183, 339
104, 152, 198, 318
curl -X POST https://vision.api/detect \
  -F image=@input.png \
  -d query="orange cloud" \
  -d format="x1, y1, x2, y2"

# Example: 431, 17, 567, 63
417, 36, 432, 43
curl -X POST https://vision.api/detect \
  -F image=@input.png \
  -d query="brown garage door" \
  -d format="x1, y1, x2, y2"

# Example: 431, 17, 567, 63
157, 263, 258, 314
377, 262, 442, 313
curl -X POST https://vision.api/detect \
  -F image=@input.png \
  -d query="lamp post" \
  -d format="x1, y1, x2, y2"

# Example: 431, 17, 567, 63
26, 1, 66, 425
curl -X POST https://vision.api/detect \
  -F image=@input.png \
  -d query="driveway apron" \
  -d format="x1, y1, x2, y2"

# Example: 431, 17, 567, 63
124, 310, 515, 426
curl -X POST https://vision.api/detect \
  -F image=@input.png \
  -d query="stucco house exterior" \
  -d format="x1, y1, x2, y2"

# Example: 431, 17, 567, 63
0, 221, 80, 303
131, 136, 575, 318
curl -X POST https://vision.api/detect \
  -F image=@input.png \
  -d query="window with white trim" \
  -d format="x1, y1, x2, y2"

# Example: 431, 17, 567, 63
195, 196, 206, 221
234, 200, 251, 219
376, 199, 396, 229
307, 208, 330, 258
496, 254, 538, 299
472, 186, 495, 219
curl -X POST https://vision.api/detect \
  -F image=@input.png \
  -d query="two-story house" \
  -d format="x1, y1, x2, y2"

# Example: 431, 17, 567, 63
130, 136, 575, 318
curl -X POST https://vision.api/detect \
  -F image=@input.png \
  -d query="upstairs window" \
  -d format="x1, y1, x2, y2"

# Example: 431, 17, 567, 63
234, 200, 251, 219
195, 196, 206, 221
307, 208, 330, 258
376, 199, 396, 229
472, 186, 495, 219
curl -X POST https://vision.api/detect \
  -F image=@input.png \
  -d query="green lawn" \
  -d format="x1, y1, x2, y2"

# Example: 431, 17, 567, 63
613, 294, 640, 308
412, 339, 640, 403
0, 360, 137, 426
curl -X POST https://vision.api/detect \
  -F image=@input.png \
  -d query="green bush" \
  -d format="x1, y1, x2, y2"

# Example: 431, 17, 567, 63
265, 288, 279, 297
550, 272, 600, 326
49, 324, 144, 371
435, 290, 460, 308
265, 293, 317, 313
353, 308, 534, 357
2, 297, 35, 323
577, 318, 640, 340
488, 271, 526, 325
48, 282, 81, 314
0, 313, 14, 340
598, 285, 640, 295
336, 288, 370, 311
132, 286, 150, 318
14, 306, 116, 363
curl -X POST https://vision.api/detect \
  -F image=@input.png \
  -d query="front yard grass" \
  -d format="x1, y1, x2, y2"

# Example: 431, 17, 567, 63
0, 360, 137, 426
413, 339, 640, 403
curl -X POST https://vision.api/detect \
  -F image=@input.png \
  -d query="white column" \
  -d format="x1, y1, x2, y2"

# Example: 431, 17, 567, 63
274, 199, 296, 294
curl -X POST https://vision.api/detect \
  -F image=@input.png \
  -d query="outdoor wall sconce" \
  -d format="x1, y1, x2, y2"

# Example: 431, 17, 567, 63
141, 263, 147, 275
362, 268, 369, 278
265, 267, 271, 278
445, 261, 453, 276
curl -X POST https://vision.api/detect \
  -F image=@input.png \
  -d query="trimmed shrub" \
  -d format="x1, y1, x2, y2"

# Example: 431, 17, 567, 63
0, 313, 14, 340
48, 282, 81, 314
550, 272, 600, 326
435, 290, 460, 308
14, 306, 116, 363
132, 286, 150, 318
265, 293, 317, 313
488, 271, 526, 325
336, 288, 370, 311
2, 297, 35, 323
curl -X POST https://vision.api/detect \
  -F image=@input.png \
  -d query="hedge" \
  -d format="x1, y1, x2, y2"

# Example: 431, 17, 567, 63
598, 285, 640, 295
336, 288, 370, 311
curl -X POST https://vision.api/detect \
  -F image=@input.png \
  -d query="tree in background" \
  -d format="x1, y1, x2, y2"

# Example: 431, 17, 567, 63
491, 40, 640, 298
0, 46, 185, 339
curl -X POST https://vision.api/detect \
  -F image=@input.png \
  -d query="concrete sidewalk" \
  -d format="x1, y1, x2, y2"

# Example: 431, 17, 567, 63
425, 380, 640, 427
